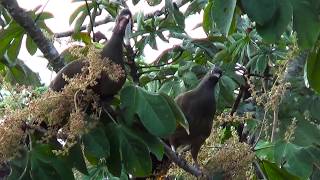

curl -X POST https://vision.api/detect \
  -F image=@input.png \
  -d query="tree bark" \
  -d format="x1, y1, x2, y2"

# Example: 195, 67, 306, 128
1, 0, 65, 72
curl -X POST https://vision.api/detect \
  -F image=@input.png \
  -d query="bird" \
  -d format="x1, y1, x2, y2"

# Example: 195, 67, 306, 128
169, 66, 222, 168
49, 9, 133, 101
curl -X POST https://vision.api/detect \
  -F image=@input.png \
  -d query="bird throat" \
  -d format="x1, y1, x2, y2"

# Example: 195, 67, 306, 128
101, 33, 124, 64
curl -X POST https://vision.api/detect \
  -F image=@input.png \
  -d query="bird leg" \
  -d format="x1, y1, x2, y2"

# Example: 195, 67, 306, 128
191, 136, 206, 169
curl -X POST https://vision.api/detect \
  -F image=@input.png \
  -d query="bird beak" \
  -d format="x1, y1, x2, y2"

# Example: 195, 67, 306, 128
211, 69, 222, 78
212, 72, 221, 78
124, 16, 132, 45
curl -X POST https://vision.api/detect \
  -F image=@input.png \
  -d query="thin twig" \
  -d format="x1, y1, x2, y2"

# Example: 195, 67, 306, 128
253, 160, 267, 180
84, 0, 95, 38
54, 16, 113, 38
252, 111, 268, 149
271, 107, 279, 142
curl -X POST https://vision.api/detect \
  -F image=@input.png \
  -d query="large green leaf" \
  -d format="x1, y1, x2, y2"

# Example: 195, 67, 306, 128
31, 144, 75, 180
219, 75, 236, 105
241, 0, 277, 25
0, 22, 24, 59
274, 141, 320, 178
7, 34, 23, 62
291, 0, 320, 49
82, 126, 110, 159
8, 149, 30, 180
306, 42, 320, 93
211, 0, 237, 35
120, 126, 152, 176
105, 124, 152, 177
261, 160, 300, 180
160, 93, 189, 134
126, 125, 164, 161
4, 60, 41, 86
69, 4, 88, 25
120, 85, 177, 137
256, 0, 293, 43
67, 142, 88, 175
203, 1, 213, 34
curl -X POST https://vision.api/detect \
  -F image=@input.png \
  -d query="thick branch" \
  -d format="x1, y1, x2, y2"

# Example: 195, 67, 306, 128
1, 0, 65, 72
54, 16, 113, 38
160, 140, 204, 177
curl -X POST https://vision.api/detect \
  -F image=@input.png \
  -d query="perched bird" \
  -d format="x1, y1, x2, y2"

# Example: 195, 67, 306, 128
169, 66, 222, 167
49, 9, 133, 100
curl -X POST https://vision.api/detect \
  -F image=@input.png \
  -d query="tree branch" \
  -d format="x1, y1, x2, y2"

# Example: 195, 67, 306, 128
1, 0, 65, 72
54, 16, 113, 38
160, 140, 204, 177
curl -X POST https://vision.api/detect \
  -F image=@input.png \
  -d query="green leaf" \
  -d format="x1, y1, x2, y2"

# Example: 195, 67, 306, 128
127, 125, 164, 161
105, 123, 122, 177
69, 4, 88, 25
219, 75, 236, 105
255, 55, 268, 74
165, 0, 185, 28
74, 12, 87, 32
146, 33, 158, 50
146, 0, 161, 6
119, 126, 152, 176
159, 93, 189, 134
72, 32, 92, 44
7, 34, 23, 63
203, 1, 213, 34
256, 0, 292, 43
159, 79, 185, 97
120, 85, 177, 137
182, 71, 198, 88
274, 141, 320, 178
35, 12, 54, 21
82, 126, 110, 159
254, 141, 275, 162
291, 0, 320, 49
261, 160, 300, 180
306, 45, 320, 93
241, 0, 277, 25
67, 142, 88, 175
0, 22, 24, 56
26, 35, 38, 55
31, 144, 75, 180
4, 60, 41, 86
185, 0, 207, 16
8, 149, 30, 180
211, 0, 237, 35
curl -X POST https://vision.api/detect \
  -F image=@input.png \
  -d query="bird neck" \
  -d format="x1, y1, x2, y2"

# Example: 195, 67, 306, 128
101, 32, 124, 64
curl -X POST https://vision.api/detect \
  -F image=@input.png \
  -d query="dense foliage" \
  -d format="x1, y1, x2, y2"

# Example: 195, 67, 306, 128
0, 0, 320, 179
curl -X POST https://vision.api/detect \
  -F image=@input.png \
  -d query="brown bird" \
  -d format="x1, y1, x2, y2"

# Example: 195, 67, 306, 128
49, 9, 133, 100
169, 66, 222, 167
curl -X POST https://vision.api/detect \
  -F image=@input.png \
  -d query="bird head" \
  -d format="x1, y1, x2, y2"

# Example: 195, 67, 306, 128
114, 9, 133, 45
206, 66, 223, 84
